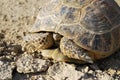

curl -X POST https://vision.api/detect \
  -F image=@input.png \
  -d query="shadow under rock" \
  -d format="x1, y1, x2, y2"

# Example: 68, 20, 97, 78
95, 50, 120, 70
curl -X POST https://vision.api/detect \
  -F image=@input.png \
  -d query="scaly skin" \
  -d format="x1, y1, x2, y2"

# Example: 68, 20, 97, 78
23, 32, 54, 52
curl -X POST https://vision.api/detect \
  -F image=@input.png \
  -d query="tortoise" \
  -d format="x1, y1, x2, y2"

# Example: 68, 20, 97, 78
24, 0, 120, 63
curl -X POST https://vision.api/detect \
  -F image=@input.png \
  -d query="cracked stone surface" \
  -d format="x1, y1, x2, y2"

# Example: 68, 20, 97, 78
16, 52, 51, 73
48, 62, 84, 80
0, 60, 15, 80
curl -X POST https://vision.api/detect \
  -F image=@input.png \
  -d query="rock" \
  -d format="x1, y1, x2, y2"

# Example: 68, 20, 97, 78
7, 44, 22, 54
107, 69, 116, 76
84, 66, 89, 73
117, 71, 120, 75
48, 62, 84, 80
16, 52, 51, 73
95, 71, 113, 80
13, 72, 28, 80
29, 75, 54, 80
88, 70, 94, 74
0, 33, 4, 39
13, 71, 54, 80
47, 62, 114, 80
115, 0, 120, 7
80, 66, 90, 73
0, 41, 6, 54
0, 60, 15, 80
0, 40, 22, 61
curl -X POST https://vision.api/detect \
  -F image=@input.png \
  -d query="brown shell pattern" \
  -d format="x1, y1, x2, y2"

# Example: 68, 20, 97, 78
30, 0, 120, 54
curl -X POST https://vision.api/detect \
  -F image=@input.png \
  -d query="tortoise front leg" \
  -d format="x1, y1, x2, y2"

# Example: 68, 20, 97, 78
60, 37, 93, 63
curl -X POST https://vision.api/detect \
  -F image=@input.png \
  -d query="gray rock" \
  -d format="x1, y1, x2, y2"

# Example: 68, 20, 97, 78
0, 60, 15, 80
48, 62, 84, 80
27, 75, 54, 80
95, 71, 113, 80
16, 52, 51, 73
13, 72, 54, 80
0, 33, 4, 39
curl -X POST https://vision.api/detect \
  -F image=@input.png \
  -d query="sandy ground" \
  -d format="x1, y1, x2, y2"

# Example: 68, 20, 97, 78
0, 0, 120, 80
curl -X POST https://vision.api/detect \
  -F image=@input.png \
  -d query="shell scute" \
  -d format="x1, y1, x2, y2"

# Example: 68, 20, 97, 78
30, 0, 120, 56
59, 5, 81, 24
80, 0, 120, 33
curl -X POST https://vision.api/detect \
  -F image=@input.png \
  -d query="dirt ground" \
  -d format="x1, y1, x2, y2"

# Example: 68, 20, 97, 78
0, 0, 120, 80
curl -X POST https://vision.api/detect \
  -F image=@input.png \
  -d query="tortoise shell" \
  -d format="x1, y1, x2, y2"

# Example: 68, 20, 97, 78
30, 0, 120, 59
